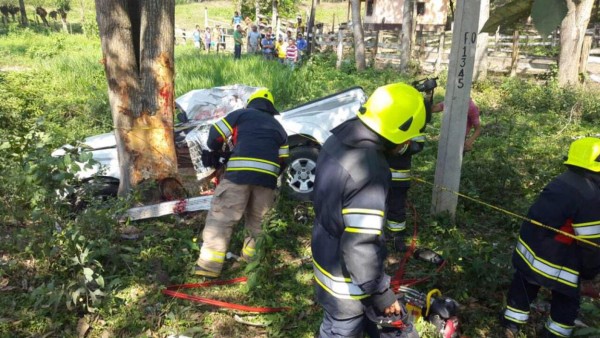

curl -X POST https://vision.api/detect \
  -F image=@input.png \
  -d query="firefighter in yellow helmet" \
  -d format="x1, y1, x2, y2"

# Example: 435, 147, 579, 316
311, 83, 424, 337
501, 137, 600, 337
194, 88, 288, 278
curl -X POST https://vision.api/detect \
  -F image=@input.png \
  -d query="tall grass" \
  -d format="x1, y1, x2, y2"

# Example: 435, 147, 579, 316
1, 26, 600, 337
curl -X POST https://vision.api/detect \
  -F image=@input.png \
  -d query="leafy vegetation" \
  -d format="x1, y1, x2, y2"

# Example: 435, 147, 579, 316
1, 4, 600, 338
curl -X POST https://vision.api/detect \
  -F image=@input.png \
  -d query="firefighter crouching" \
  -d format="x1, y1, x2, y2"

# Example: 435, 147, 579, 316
195, 88, 288, 278
501, 137, 600, 337
311, 83, 425, 337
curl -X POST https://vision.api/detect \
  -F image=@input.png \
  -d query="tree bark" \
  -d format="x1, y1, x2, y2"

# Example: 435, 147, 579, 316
307, 0, 316, 55
272, 0, 279, 37
95, 0, 178, 196
558, 0, 594, 86
58, 9, 69, 32
18, 0, 27, 26
350, 0, 366, 71
400, 0, 413, 72
80, 0, 85, 23
473, 0, 489, 81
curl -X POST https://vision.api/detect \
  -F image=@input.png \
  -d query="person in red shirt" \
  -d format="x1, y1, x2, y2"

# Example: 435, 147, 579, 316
432, 97, 482, 152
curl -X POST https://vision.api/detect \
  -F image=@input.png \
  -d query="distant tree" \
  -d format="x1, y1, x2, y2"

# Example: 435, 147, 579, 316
0, 5, 9, 24
350, 0, 366, 71
18, 0, 28, 26
272, 0, 278, 33
56, 0, 70, 32
241, 0, 298, 24
558, 0, 594, 86
95, 0, 179, 196
400, 0, 413, 72
483, 0, 594, 86
36, 6, 49, 26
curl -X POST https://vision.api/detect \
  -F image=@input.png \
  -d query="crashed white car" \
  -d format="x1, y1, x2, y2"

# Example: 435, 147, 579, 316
52, 85, 366, 201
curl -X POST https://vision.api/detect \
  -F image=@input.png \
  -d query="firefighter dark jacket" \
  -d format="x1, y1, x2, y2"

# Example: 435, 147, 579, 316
513, 167, 600, 297
207, 98, 288, 189
311, 117, 396, 319
387, 136, 425, 189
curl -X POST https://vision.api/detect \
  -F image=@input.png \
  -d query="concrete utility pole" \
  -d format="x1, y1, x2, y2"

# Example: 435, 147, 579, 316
431, 0, 481, 217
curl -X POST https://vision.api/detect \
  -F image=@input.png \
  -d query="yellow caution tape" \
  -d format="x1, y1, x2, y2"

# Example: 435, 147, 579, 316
413, 177, 600, 249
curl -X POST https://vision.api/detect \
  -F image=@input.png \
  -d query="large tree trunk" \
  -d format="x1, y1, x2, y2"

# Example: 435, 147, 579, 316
18, 0, 27, 26
558, 0, 594, 86
400, 0, 413, 72
350, 0, 366, 71
95, 0, 178, 196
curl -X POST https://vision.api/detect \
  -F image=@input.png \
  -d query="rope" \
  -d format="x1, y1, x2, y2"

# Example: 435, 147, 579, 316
413, 177, 600, 249
390, 202, 447, 291
162, 277, 291, 313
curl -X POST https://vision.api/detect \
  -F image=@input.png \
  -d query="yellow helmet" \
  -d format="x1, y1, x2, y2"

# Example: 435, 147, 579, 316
357, 83, 426, 144
564, 137, 600, 172
248, 88, 275, 106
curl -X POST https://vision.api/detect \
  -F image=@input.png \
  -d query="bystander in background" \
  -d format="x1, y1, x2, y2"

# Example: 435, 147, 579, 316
233, 24, 243, 60
261, 32, 274, 60
285, 39, 298, 70
204, 27, 212, 53
432, 97, 482, 152
247, 25, 261, 55
193, 25, 201, 50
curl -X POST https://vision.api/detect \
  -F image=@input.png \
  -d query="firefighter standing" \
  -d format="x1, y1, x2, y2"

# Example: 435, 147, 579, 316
195, 88, 288, 278
311, 83, 425, 337
501, 137, 600, 337
385, 136, 425, 250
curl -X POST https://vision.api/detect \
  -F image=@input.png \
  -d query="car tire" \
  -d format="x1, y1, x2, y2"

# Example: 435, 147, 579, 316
284, 146, 319, 201
73, 177, 119, 210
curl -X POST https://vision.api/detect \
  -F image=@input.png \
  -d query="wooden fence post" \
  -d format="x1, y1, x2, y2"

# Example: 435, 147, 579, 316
510, 30, 519, 77
336, 28, 344, 69
435, 31, 445, 73
494, 26, 500, 52
552, 29, 558, 47
579, 35, 593, 74
205, 7, 208, 28
419, 25, 425, 60
333, 13, 336, 33
373, 19, 383, 63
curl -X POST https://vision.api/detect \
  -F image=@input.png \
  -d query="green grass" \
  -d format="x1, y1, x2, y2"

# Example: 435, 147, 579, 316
1, 7, 600, 338
174, 1, 349, 32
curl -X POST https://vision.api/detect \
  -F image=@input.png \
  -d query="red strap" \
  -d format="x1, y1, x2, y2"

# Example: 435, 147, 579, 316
232, 126, 238, 145
554, 218, 575, 245
390, 202, 446, 291
162, 277, 291, 313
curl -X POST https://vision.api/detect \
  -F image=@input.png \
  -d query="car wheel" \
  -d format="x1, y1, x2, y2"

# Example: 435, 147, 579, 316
284, 146, 319, 201
73, 177, 119, 210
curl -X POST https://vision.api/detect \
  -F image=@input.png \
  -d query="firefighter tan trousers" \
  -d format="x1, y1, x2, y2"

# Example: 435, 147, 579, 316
197, 179, 276, 274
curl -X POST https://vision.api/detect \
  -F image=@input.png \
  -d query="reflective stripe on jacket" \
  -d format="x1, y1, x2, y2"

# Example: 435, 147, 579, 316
207, 100, 287, 189
513, 169, 600, 297
387, 136, 425, 188
311, 118, 392, 319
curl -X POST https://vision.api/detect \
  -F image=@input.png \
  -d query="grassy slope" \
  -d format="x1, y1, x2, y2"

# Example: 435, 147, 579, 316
0, 2, 600, 338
